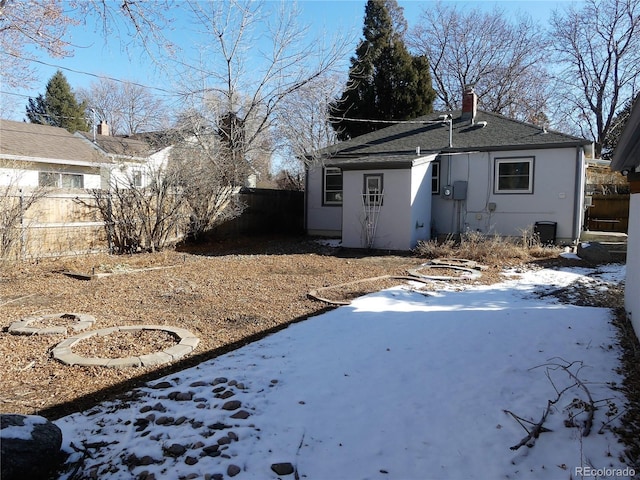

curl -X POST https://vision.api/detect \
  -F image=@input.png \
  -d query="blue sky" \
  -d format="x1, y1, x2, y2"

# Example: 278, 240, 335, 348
2, 0, 577, 121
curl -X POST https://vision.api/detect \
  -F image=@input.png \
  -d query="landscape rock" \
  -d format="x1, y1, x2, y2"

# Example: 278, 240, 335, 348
163, 443, 187, 457
230, 410, 251, 419
227, 464, 241, 477
0, 414, 63, 480
577, 241, 612, 263
221, 400, 242, 410
271, 462, 295, 476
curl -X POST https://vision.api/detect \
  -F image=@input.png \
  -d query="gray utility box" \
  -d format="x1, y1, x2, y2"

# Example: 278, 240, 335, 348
453, 181, 468, 200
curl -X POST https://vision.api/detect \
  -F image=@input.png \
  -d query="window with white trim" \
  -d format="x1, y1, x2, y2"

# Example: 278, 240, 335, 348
131, 169, 143, 187
323, 167, 342, 205
39, 172, 84, 189
431, 162, 440, 194
494, 157, 534, 194
363, 173, 383, 205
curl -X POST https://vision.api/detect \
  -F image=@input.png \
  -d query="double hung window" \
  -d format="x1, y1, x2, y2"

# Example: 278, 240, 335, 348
494, 157, 534, 194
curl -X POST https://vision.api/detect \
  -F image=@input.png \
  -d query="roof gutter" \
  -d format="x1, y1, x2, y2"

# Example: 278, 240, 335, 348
0, 153, 104, 168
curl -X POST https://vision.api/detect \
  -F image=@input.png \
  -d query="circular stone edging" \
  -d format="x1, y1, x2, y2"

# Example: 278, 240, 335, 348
407, 263, 482, 281
8, 313, 96, 336
52, 325, 199, 368
308, 275, 432, 306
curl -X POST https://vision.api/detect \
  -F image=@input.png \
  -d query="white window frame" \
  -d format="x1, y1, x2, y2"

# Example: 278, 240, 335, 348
131, 169, 143, 187
39, 171, 84, 189
323, 167, 342, 205
363, 173, 384, 205
494, 157, 534, 194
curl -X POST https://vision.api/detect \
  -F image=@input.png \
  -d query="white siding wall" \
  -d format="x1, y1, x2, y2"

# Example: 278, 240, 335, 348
410, 159, 434, 247
431, 147, 583, 243
1, 164, 101, 189
342, 168, 412, 250
626, 193, 640, 338
306, 166, 342, 236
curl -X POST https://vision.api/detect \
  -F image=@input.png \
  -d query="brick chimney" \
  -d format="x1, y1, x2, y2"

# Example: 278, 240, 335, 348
461, 85, 477, 123
97, 120, 109, 136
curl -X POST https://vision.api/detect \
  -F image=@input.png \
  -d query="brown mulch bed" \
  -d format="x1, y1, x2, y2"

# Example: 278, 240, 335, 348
0, 235, 599, 421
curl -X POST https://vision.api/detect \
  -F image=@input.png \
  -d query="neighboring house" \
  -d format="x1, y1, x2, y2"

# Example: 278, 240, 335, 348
0, 119, 107, 190
0, 119, 112, 257
307, 88, 591, 250
76, 122, 173, 189
610, 94, 640, 341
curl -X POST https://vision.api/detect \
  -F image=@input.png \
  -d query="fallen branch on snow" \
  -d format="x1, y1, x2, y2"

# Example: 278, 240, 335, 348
506, 359, 596, 451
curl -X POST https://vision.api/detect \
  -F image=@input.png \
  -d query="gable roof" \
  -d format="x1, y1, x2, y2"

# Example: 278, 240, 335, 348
0, 119, 106, 165
320, 110, 590, 169
611, 94, 640, 172
76, 131, 158, 158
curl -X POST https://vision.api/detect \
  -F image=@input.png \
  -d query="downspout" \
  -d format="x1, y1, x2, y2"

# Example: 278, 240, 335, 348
572, 146, 585, 244
303, 165, 309, 234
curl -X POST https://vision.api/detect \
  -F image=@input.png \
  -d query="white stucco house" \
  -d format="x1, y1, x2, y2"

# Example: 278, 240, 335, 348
610, 93, 640, 342
0, 119, 106, 190
306, 88, 592, 251
0, 119, 172, 191
76, 122, 174, 189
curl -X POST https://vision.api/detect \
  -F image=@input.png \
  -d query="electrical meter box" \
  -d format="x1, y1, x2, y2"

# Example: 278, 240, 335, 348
453, 181, 468, 200
441, 185, 453, 198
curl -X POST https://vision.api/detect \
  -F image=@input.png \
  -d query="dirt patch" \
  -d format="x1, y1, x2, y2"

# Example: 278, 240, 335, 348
72, 329, 179, 359
0, 236, 569, 419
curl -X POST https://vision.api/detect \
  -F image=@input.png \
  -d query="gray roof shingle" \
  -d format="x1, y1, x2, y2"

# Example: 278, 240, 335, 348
76, 131, 157, 157
611, 95, 640, 172
0, 119, 106, 164
321, 110, 590, 168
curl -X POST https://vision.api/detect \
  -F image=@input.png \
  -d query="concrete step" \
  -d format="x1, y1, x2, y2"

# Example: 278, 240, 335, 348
580, 230, 628, 243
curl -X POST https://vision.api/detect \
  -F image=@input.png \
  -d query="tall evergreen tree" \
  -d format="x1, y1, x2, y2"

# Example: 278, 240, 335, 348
330, 0, 435, 140
25, 70, 89, 132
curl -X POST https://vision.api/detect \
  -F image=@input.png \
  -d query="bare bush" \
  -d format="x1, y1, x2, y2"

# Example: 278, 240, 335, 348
414, 230, 560, 264
0, 167, 47, 259
79, 165, 187, 254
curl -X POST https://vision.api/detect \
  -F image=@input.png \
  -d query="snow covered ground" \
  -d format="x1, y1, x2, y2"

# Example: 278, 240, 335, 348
55, 260, 636, 480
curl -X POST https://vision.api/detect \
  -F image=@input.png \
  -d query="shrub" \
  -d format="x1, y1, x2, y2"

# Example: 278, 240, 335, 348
414, 230, 561, 264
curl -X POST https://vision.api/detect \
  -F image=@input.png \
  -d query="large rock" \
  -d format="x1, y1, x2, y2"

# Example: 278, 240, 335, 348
0, 414, 64, 480
577, 241, 612, 263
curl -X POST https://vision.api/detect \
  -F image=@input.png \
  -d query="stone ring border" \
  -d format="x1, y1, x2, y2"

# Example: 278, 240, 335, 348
407, 263, 482, 281
8, 313, 96, 336
52, 325, 200, 369
308, 275, 432, 306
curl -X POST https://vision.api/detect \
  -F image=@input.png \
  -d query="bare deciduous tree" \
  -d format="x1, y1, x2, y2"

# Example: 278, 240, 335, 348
273, 73, 342, 189
0, 0, 74, 89
549, 0, 640, 156
81, 161, 187, 254
77, 78, 169, 135
176, 0, 351, 182
0, 164, 47, 259
170, 128, 246, 240
0, 0, 174, 91
407, 1, 550, 122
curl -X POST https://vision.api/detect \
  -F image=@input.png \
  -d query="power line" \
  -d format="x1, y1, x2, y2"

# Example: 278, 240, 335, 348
0, 50, 176, 96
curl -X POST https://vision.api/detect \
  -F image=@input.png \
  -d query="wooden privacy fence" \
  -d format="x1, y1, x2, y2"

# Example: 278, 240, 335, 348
585, 194, 629, 233
212, 187, 305, 237
1, 188, 305, 260
1, 191, 107, 260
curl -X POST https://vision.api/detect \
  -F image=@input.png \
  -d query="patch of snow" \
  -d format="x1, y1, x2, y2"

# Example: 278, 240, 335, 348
1, 415, 48, 440
55, 265, 634, 480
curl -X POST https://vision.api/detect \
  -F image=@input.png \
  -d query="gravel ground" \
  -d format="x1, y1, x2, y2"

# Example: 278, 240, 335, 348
0, 235, 551, 420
